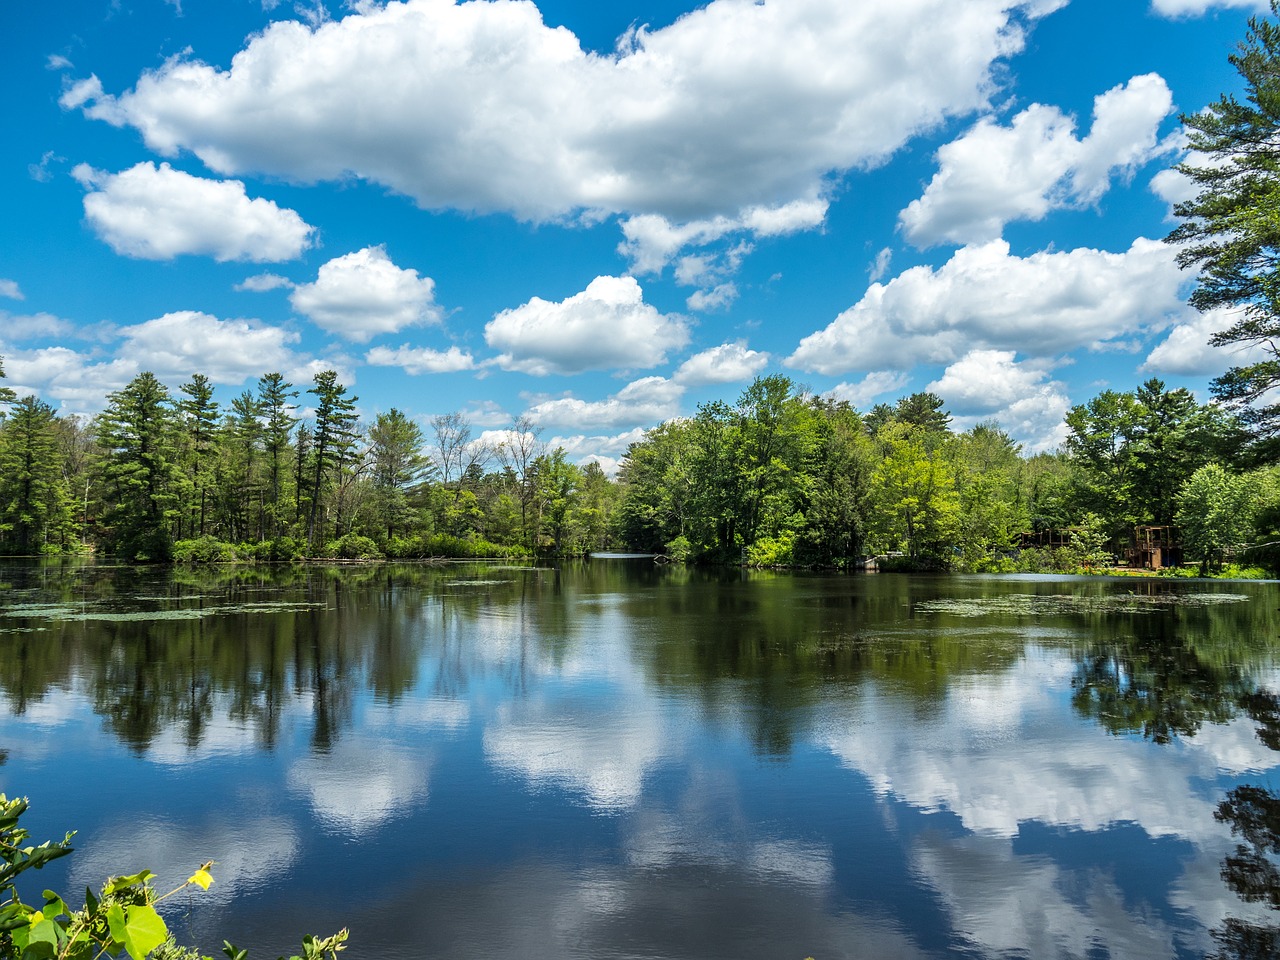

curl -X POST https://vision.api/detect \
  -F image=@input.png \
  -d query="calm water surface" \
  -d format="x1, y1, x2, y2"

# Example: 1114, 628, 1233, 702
2, 560, 1279, 959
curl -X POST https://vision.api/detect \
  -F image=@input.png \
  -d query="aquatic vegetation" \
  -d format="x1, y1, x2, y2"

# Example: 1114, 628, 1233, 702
0, 600, 327, 624
915, 592, 1250, 618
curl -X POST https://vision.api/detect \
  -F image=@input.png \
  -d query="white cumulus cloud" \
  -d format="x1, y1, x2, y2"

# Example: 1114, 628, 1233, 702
1142, 306, 1269, 376
619, 200, 827, 275
926, 349, 1070, 451
236, 272, 294, 292
0, 312, 72, 341
686, 283, 739, 313
674, 341, 770, 386
117, 310, 303, 383
1151, 0, 1271, 16
486, 276, 688, 375
786, 237, 1185, 375
72, 161, 315, 261
523, 377, 684, 431
67, 0, 1059, 223
365, 344, 476, 374
291, 246, 441, 343
826, 371, 911, 409
548, 428, 650, 475
900, 74, 1175, 247
0, 280, 24, 300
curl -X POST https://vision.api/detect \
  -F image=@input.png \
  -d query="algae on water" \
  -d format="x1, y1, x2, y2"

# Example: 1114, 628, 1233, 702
915, 593, 1250, 618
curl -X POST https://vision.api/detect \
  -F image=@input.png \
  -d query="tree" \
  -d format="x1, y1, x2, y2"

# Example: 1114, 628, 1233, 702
868, 422, 960, 563
796, 398, 874, 567
368, 408, 430, 541
1168, 2, 1280, 451
532, 448, 581, 555
951, 423, 1027, 568
0, 396, 75, 554
219, 391, 265, 541
494, 415, 545, 550
257, 372, 299, 537
893, 392, 951, 434
178, 373, 219, 538
95, 372, 182, 561
1176, 463, 1261, 572
304, 371, 359, 547
430, 411, 473, 486
0, 357, 16, 409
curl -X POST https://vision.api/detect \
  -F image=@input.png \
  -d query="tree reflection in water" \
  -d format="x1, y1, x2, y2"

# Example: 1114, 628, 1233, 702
1212, 690, 1280, 960
1069, 631, 1280, 957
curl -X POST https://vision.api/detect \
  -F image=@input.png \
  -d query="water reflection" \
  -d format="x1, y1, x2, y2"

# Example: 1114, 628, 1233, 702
3, 561, 1280, 959
1210, 690, 1280, 959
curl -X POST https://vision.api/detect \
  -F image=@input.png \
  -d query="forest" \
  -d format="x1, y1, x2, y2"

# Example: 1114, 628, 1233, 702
5, 3, 1280, 575
0, 359, 1275, 575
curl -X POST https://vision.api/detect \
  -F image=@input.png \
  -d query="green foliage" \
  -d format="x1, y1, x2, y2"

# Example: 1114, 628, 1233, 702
745, 531, 796, 567
0, 396, 76, 555
868, 422, 959, 564
0, 793, 345, 960
1064, 378, 1241, 543
303, 372, 359, 549
1177, 464, 1262, 573
1063, 514, 1114, 570
323, 533, 382, 561
172, 537, 239, 565
382, 533, 528, 560
1168, 1, 1280, 454
96, 373, 182, 563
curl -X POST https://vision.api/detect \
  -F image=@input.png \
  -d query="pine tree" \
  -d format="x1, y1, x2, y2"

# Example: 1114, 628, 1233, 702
178, 373, 219, 538
258, 372, 299, 537
0, 396, 75, 554
1168, 1, 1280, 451
96, 372, 181, 561
305, 371, 359, 547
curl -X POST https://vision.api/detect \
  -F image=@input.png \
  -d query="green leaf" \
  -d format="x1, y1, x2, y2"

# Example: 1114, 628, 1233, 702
106, 871, 153, 894
40, 893, 69, 919
28, 915, 60, 948
117, 906, 167, 960
222, 941, 248, 960
107, 902, 128, 946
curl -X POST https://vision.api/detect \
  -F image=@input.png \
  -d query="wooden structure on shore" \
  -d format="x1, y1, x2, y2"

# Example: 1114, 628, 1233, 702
1125, 525, 1182, 570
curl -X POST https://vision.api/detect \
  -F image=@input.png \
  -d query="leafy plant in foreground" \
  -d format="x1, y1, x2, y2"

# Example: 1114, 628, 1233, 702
0, 794, 346, 960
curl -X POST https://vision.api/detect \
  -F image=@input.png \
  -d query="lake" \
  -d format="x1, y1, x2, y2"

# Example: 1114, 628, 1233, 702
1, 559, 1278, 959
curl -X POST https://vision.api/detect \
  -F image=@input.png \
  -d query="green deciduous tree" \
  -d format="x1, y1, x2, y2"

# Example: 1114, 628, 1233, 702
1176, 463, 1262, 572
869, 422, 960, 563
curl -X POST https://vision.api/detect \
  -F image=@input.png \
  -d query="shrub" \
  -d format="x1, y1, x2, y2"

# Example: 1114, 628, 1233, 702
324, 534, 382, 560
746, 532, 795, 568
663, 536, 693, 563
0, 792, 346, 960
173, 536, 238, 564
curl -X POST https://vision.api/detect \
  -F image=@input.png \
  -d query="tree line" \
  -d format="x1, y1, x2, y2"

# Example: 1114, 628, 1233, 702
613, 373, 1280, 573
0, 362, 617, 563
0, 357, 1275, 573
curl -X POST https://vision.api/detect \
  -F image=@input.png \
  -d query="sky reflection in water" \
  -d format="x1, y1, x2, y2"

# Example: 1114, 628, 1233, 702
0, 561, 1278, 959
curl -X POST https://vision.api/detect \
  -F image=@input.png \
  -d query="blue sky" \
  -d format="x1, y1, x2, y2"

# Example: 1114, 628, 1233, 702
0, 0, 1269, 469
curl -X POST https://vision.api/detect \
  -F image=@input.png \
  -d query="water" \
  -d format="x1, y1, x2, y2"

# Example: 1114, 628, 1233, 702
1, 560, 1278, 959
